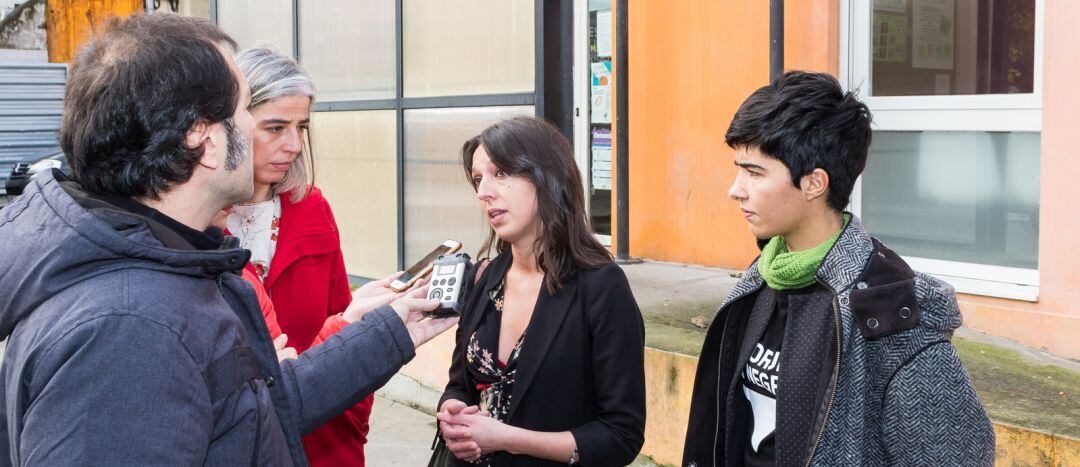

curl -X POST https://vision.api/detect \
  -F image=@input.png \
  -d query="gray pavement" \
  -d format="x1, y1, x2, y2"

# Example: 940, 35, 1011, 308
366, 391, 661, 466
366, 395, 440, 466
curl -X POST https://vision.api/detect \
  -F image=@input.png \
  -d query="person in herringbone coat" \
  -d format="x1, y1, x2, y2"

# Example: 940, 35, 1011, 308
682, 71, 994, 467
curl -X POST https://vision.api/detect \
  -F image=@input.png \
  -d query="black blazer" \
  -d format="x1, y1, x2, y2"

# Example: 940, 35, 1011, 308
439, 251, 647, 466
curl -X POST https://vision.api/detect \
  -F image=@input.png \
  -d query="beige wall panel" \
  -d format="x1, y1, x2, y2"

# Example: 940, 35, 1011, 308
186, 0, 211, 19
152, 0, 210, 18
216, 0, 293, 52
299, 0, 395, 101
312, 110, 398, 279
402, 106, 533, 264
404, 0, 534, 97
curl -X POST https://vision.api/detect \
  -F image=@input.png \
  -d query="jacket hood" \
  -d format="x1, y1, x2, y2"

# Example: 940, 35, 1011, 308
0, 170, 250, 339
721, 214, 963, 338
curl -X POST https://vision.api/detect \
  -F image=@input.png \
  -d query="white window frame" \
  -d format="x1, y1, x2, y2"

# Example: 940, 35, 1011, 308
841, 0, 1044, 301
573, 0, 590, 211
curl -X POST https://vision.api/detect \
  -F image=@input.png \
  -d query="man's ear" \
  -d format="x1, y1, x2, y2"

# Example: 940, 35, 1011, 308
801, 168, 830, 202
186, 119, 220, 169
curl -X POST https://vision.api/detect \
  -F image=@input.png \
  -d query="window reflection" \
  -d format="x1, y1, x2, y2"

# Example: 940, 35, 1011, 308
871, 0, 1035, 96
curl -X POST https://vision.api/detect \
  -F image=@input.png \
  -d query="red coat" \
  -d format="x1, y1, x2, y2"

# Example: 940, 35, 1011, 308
245, 187, 374, 467
242, 268, 349, 356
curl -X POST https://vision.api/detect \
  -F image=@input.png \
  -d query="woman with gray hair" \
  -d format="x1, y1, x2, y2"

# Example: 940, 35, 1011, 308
227, 46, 381, 466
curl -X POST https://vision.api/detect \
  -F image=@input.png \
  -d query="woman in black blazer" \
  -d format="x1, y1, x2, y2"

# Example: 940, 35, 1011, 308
436, 116, 646, 466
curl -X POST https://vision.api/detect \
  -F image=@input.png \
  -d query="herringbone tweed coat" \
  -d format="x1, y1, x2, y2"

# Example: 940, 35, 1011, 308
683, 215, 995, 467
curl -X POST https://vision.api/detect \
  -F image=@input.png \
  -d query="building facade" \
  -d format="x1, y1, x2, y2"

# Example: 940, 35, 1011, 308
622, 0, 1076, 359
43, 0, 1072, 358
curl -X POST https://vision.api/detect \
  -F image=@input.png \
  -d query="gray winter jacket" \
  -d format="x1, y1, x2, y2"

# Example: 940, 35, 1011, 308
683, 215, 995, 466
0, 171, 416, 465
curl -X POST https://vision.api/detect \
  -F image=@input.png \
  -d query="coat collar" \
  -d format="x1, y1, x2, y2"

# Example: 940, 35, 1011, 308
720, 213, 875, 311
813, 213, 875, 294
719, 214, 926, 340
507, 271, 577, 420
464, 249, 579, 421
261, 188, 339, 289
477, 250, 513, 297
459, 251, 513, 336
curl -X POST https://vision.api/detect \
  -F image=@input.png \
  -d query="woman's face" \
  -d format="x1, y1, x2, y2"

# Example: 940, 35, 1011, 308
470, 145, 541, 249
250, 94, 311, 196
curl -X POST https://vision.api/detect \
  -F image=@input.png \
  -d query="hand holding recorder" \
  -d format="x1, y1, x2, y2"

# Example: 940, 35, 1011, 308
389, 285, 459, 349
389, 240, 476, 318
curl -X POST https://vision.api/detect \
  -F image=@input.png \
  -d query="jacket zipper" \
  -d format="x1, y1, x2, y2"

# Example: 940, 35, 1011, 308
712, 311, 732, 467
251, 380, 263, 467
221, 274, 264, 466
805, 279, 843, 467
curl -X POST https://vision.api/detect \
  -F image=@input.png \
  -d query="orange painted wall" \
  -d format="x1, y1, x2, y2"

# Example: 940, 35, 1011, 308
1034, 0, 1080, 322
960, 0, 1080, 359
45, 0, 143, 63
623, 0, 1079, 358
626, 0, 839, 269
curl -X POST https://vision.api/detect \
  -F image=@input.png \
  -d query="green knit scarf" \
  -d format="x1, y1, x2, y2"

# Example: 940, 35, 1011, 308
757, 214, 852, 290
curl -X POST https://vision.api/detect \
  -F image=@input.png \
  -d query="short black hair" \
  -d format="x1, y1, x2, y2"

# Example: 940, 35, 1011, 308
60, 13, 239, 199
725, 71, 872, 211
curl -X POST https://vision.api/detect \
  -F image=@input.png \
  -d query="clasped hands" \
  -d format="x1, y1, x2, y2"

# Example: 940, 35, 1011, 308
438, 399, 512, 463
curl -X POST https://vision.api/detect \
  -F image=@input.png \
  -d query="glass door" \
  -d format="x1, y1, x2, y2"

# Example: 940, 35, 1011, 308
573, 0, 614, 245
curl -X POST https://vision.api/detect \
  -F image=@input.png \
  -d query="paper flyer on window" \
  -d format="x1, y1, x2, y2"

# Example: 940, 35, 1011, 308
591, 61, 613, 124
874, 0, 908, 14
912, 0, 955, 70
591, 128, 612, 190
596, 10, 612, 58
873, 11, 908, 63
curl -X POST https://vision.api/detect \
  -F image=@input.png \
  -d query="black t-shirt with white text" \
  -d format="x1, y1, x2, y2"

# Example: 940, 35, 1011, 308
740, 289, 790, 467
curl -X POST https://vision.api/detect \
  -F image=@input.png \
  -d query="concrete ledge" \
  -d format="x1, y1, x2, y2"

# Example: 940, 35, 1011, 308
959, 295, 1080, 361
375, 373, 443, 417
994, 422, 1080, 466
640, 348, 695, 465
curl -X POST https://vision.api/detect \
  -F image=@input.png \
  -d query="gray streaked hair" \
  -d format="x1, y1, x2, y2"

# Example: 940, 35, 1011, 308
235, 46, 316, 202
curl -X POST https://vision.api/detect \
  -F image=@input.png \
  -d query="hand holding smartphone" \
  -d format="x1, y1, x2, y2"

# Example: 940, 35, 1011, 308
389, 240, 462, 292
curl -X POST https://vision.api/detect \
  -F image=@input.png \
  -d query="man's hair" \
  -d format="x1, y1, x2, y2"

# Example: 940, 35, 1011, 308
60, 13, 239, 199
725, 71, 872, 211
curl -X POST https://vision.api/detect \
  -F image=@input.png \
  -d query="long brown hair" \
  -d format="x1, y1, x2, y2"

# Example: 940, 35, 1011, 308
462, 116, 612, 293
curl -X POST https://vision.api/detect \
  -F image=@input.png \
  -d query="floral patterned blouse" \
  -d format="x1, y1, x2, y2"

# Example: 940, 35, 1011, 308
465, 277, 527, 465
226, 196, 282, 282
